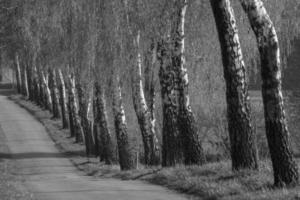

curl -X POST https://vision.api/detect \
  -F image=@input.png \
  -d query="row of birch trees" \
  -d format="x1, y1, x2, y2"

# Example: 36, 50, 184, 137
2, 0, 300, 187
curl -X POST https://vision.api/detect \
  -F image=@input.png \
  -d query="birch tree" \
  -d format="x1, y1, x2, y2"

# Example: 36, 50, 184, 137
94, 81, 114, 164
209, 0, 258, 170
240, 0, 299, 186
158, 0, 205, 166
113, 76, 135, 170
57, 68, 69, 129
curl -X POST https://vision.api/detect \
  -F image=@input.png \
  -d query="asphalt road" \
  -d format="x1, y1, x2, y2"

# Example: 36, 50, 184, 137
0, 93, 190, 200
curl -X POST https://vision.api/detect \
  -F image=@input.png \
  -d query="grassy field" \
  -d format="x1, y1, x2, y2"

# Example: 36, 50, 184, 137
10, 93, 300, 200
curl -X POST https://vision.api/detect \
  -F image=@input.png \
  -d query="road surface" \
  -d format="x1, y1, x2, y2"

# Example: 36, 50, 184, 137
0, 93, 190, 200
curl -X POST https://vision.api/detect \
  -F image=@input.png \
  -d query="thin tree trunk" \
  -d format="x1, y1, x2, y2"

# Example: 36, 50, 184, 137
158, 0, 205, 166
240, 0, 299, 186
24, 66, 29, 98
210, 0, 258, 170
32, 66, 40, 105
144, 41, 156, 124
42, 71, 52, 112
94, 81, 114, 164
49, 69, 61, 118
113, 79, 135, 170
15, 54, 21, 93
132, 32, 160, 165
66, 77, 75, 137
87, 92, 95, 156
93, 97, 101, 159
37, 67, 45, 108
26, 64, 33, 101
21, 65, 29, 98
57, 69, 69, 129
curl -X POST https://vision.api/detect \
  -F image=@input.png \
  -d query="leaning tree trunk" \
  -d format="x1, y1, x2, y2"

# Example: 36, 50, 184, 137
132, 32, 160, 165
57, 69, 69, 129
77, 84, 96, 157
94, 81, 114, 164
67, 75, 84, 143
41, 71, 53, 112
210, 0, 258, 170
15, 54, 22, 93
158, 0, 205, 166
240, 0, 299, 186
49, 69, 61, 118
174, 0, 205, 165
113, 79, 135, 170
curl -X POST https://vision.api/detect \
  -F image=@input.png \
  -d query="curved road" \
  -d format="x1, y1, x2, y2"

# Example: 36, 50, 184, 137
0, 93, 189, 200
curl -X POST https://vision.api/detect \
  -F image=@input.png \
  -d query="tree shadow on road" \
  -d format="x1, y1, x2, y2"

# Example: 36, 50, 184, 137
0, 84, 16, 96
0, 151, 83, 159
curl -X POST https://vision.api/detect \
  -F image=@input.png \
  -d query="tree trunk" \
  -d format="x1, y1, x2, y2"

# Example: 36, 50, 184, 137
93, 97, 101, 160
21, 65, 29, 98
158, 39, 184, 166
240, 0, 299, 186
28, 65, 35, 102
174, 1, 205, 165
37, 67, 46, 108
49, 69, 61, 118
15, 54, 21, 93
132, 32, 160, 165
41, 71, 52, 112
210, 0, 258, 170
32, 66, 40, 105
77, 84, 96, 157
144, 41, 156, 124
67, 74, 84, 143
144, 41, 160, 165
68, 92, 75, 137
113, 79, 135, 170
57, 69, 69, 129
158, 0, 205, 166
94, 81, 114, 164
85, 91, 96, 156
